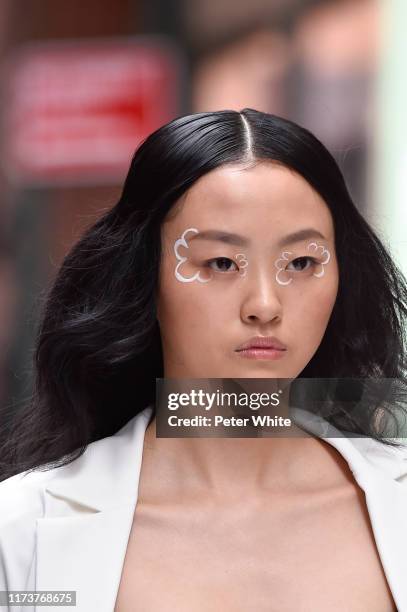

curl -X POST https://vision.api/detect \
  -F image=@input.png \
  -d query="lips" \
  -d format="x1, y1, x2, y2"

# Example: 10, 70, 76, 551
236, 336, 287, 351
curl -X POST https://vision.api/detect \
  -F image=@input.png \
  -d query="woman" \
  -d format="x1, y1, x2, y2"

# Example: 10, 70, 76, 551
1, 109, 407, 611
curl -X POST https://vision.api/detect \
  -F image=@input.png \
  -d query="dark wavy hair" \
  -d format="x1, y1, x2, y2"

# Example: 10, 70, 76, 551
1, 108, 407, 481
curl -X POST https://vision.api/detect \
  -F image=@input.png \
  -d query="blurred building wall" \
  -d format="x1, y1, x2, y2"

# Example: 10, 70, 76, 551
189, 0, 380, 213
370, 0, 407, 279
0, 0, 142, 416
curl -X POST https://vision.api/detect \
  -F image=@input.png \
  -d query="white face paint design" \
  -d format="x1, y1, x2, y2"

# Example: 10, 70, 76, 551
234, 253, 249, 277
174, 229, 250, 283
174, 228, 212, 283
275, 251, 294, 285
274, 242, 331, 285
307, 242, 331, 277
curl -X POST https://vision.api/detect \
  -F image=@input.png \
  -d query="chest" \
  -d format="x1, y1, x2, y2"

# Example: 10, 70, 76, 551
114, 488, 397, 612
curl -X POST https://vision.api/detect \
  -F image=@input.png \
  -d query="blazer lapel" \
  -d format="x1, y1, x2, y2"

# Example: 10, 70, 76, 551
36, 504, 134, 611
360, 471, 407, 611
34, 406, 154, 612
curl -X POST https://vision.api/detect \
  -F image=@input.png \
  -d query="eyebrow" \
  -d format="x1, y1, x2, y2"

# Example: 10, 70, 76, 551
188, 228, 327, 248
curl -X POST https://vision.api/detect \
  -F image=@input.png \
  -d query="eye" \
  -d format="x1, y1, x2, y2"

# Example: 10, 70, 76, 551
286, 256, 318, 272
206, 257, 239, 273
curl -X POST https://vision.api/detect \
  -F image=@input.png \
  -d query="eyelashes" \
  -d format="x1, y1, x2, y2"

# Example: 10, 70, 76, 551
206, 253, 248, 276
286, 256, 319, 272
206, 255, 319, 275
275, 243, 331, 284
206, 257, 238, 272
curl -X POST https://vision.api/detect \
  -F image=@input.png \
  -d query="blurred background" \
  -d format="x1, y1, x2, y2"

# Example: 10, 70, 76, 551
0, 0, 406, 420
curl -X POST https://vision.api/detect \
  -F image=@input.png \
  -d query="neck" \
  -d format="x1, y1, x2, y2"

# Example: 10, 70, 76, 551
138, 406, 354, 506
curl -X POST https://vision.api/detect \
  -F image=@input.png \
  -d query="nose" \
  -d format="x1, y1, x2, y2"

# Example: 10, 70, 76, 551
240, 268, 283, 325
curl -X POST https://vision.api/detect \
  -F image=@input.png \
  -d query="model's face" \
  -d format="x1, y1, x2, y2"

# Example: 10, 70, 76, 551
157, 162, 339, 378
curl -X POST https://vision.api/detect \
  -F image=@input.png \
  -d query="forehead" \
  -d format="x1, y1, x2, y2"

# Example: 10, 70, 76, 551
165, 162, 334, 242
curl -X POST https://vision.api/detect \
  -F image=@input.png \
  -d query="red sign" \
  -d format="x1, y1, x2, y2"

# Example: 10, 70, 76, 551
3, 38, 182, 185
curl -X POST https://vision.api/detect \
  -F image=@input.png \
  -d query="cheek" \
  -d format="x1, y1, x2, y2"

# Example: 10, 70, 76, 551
157, 275, 229, 340
288, 278, 338, 340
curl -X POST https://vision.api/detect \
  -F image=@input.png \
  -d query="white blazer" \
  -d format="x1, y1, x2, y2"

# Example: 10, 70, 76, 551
1, 405, 407, 612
